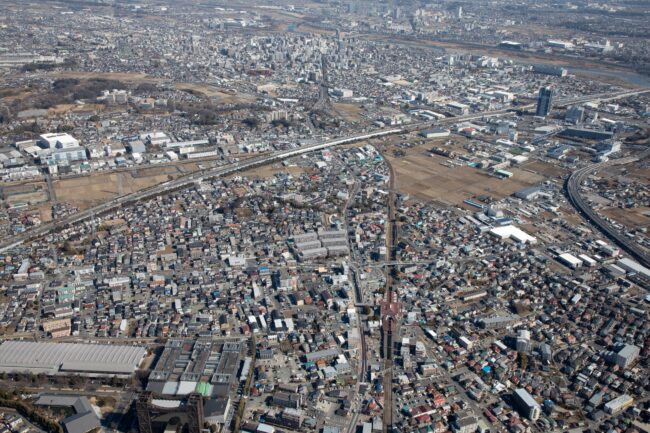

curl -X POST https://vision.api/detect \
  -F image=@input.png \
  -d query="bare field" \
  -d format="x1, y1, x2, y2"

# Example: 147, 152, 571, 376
518, 159, 569, 180
601, 206, 650, 229
54, 171, 176, 210
48, 103, 105, 116
334, 102, 365, 122
388, 145, 547, 205
5, 190, 49, 206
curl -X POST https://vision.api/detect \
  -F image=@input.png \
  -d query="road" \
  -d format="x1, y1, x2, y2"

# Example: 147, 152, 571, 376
343, 180, 368, 433
565, 148, 650, 268
1, 88, 646, 253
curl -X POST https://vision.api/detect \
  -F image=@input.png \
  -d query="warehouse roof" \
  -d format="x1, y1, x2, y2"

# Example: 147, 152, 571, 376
0, 341, 146, 375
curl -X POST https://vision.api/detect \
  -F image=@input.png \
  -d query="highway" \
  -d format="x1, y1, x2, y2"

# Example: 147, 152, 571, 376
565, 148, 650, 269
0, 88, 647, 253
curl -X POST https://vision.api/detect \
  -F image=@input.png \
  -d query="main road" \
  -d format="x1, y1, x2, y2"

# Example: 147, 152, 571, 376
0, 88, 647, 253
566, 148, 650, 268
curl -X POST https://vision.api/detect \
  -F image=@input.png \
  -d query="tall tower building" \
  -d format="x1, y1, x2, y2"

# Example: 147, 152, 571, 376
536, 86, 554, 117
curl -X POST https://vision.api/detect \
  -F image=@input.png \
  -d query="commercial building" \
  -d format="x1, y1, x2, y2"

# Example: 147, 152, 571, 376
419, 128, 450, 139
35, 395, 101, 433
489, 225, 537, 244
38, 133, 79, 149
49, 147, 88, 163
0, 341, 146, 376
516, 330, 531, 353
604, 394, 634, 415
479, 315, 520, 330
559, 127, 614, 141
146, 339, 242, 397
512, 388, 541, 421
614, 344, 640, 369
452, 416, 478, 433
536, 86, 554, 117
558, 253, 583, 270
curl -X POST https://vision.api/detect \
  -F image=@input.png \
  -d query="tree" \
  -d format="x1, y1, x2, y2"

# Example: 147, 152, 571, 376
242, 117, 259, 129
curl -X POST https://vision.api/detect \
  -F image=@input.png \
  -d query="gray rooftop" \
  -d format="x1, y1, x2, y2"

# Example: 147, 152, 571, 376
0, 341, 146, 375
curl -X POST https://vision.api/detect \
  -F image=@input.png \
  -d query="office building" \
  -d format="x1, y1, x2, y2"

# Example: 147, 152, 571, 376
536, 87, 553, 117
614, 344, 640, 369
512, 388, 541, 421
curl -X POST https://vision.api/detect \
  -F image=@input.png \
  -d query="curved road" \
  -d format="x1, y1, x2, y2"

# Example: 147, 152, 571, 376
566, 149, 650, 269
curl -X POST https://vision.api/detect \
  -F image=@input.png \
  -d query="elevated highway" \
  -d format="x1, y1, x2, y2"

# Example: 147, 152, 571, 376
566, 148, 650, 268
1, 88, 647, 253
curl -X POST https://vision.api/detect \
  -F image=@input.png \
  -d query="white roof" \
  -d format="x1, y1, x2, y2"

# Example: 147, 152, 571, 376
559, 253, 582, 266
489, 225, 537, 244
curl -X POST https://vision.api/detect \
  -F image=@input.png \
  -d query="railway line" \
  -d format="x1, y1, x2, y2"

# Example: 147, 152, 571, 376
381, 155, 399, 433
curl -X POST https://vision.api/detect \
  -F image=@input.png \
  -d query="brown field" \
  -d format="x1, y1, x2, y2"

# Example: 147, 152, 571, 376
5, 190, 49, 206
48, 103, 106, 116
388, 144, 547, 206
53, 170, 178, 210
601, 206, 650, 229
518, 159, 569, 180
35, 203, 53, 223
334, 102, 365, 122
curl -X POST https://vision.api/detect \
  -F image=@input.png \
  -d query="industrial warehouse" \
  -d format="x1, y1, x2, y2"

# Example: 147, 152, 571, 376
0, 341, 146, 376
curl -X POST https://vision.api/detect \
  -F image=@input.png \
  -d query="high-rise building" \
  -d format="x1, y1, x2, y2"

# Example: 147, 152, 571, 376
512, 388, 541, 421
516, 329, 531, 353
536, 86, 554, 117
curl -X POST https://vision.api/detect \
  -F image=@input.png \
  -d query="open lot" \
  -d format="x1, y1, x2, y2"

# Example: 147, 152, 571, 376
333, 102, 365, 122
53, 170, 180, 210
387, 143, 547, 206
601, 206, 650, 229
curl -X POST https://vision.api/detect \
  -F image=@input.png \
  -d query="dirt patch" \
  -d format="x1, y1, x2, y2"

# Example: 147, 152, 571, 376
333, 102, 365, 122
54, 171, 175, 210
601, 206, 650, 229
387, 144, 547, 205
47, 103, 105, 116
519, 159, 569, 180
